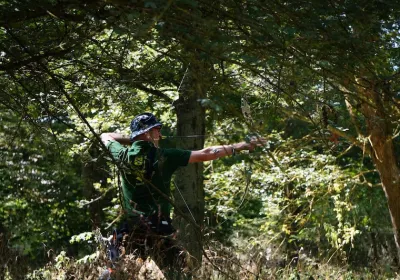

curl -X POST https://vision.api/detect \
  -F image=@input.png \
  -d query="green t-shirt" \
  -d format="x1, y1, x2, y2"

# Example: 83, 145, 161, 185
107, 140, 191, 217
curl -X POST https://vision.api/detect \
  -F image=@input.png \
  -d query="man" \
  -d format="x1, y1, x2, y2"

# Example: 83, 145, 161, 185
100, 112, 264, 276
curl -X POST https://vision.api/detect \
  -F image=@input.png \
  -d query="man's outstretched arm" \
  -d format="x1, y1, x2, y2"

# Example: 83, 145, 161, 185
100, 133, 131, 146
188, 138, 266, 163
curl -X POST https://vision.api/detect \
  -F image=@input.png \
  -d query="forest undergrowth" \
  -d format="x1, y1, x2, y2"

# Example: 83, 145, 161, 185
3, 231, 399, 280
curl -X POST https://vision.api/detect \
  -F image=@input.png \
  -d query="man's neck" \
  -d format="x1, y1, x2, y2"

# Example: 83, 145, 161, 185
134, 135, 159, 148
133, 139, 159, 148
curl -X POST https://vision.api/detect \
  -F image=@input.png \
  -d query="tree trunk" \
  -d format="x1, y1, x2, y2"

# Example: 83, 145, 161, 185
358, 84, 400, 263
369, 135, 400, 263
173, 63, 207, 269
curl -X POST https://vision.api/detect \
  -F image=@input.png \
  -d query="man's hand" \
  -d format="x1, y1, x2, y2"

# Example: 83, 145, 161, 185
235, 136, 267, 152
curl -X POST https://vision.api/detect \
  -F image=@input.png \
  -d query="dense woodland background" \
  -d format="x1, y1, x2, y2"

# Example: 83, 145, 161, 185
2, 0, 400, 279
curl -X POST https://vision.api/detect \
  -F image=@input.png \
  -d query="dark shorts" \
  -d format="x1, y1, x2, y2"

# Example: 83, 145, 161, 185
120, 214, 176, 237
114, 214, 185, 270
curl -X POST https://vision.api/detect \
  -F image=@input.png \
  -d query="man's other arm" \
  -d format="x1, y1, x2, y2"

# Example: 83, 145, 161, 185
100, 133, 131, 146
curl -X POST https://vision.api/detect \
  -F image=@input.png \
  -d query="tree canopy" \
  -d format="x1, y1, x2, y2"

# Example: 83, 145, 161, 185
2, 0, 400, 279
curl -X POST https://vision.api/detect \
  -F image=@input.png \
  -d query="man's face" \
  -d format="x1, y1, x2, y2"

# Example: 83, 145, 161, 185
146, 126, 162, 142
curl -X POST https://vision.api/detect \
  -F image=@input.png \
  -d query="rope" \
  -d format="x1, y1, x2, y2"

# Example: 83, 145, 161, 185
173, 180, 197, 223
163, 134, 242, 139
177, 65, 190, 93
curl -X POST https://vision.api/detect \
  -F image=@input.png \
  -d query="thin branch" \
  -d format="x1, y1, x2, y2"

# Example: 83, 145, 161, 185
344, 96, 363, 137
0, 47, 73, 71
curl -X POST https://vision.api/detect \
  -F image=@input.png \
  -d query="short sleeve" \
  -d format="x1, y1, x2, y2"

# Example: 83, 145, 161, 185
175, 149, 191, 166
162, 148, 191, 167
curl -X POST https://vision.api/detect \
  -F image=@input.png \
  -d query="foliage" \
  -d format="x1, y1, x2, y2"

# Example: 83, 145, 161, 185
0, 110, 90, 259
205, 133, 395, 266
1, 0, 400, 278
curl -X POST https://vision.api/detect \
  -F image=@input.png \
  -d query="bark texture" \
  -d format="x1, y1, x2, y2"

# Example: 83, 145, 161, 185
357, 82, 400, 262
173, 63, 207, 269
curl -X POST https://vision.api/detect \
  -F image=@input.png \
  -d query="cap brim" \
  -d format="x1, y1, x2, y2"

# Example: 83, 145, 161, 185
130, 123, 162, 140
